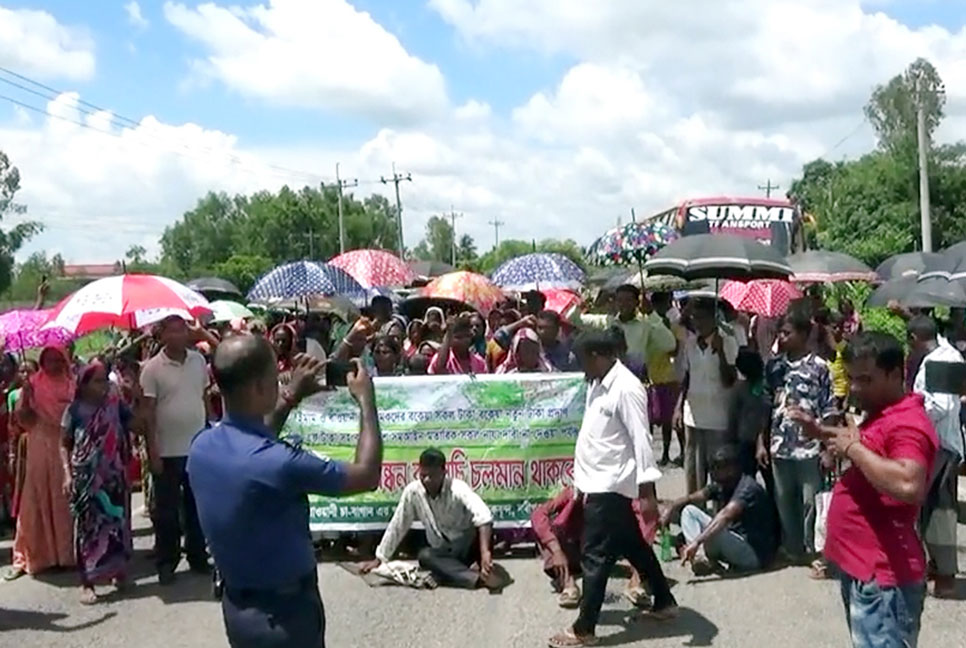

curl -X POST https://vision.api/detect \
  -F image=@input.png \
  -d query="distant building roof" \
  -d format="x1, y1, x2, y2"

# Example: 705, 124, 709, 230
62, 263, 121, 279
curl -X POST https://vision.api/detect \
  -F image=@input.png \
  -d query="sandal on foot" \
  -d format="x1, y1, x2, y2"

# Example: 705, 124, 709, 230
80, 587, 98, 605
3, 567, 25, 582
557, 586, 581, 609
808, 559, 829, 580
623, 586, 651, 608
548, 629, 598, 647
643, 604, 679, 621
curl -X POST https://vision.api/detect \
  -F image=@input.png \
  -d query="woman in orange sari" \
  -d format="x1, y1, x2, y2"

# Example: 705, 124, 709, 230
4, 346, 75, 579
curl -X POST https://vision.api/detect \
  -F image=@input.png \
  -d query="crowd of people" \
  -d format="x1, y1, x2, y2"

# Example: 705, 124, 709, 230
0, 279, 958, 648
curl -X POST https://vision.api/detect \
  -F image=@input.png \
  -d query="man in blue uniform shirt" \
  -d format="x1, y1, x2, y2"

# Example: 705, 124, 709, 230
188, 334, 382, 648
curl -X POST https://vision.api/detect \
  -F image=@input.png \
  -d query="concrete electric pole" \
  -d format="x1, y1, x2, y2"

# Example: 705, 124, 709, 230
334, 163, 358, 255
380, 163, 412, 258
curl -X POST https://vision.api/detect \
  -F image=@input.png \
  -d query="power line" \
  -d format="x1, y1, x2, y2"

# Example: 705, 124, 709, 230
0, 70, 328, 186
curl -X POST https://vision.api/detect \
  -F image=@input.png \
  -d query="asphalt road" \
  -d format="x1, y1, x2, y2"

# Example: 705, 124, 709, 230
3, 464, 966, 648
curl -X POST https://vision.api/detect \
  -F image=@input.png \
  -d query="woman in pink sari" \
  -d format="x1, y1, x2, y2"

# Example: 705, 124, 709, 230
5, 346, 76, 579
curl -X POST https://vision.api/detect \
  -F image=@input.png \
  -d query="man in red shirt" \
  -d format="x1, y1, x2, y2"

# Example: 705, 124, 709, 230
791, 332, 936, 648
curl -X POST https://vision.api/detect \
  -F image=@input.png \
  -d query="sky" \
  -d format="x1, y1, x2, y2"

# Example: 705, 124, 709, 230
2, 0, 966, 263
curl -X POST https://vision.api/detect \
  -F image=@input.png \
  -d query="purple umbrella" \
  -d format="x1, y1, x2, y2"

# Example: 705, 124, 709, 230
0, 309, 74, 352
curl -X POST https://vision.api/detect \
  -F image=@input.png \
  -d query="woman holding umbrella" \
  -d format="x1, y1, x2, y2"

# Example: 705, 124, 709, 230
6, 346, 76, 580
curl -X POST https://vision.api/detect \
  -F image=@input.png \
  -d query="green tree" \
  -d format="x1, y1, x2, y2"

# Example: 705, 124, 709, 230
126, 245, 147, 265
412, 215, 455, 263
212, 254, 274, 294
788, 58, 966, 266
160, 185, 401, 278
0, 151, 42, 294
457, 234, 477, 263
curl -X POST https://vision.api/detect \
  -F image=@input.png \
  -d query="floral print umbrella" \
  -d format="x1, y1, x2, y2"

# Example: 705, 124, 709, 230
421, 271, 505, 315
586, 222, 679, 266
0, 309, 73, 352
329, 249, 416, 288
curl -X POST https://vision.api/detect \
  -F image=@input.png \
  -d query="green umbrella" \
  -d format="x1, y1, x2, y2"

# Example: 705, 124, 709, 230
209, 300, 255, 323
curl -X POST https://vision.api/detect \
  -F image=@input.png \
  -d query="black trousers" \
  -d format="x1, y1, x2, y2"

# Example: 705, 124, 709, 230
574, 493, 676, 636
222, 572, 325, 648
152, 455, 206, 573
417, 531, 481, 589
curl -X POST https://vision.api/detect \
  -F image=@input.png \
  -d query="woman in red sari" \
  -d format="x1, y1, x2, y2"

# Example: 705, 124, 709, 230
5, 346, 76, 579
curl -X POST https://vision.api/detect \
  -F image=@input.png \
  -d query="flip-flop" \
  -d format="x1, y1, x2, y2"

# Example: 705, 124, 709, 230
548, 629, 599, 647
623, 587, 651, 608
557, 587, 581, 609
642, 604, 679, 621
3, 567, 25, 582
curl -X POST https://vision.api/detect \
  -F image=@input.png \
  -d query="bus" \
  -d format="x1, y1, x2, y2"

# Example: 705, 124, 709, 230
642, 196, 805, 255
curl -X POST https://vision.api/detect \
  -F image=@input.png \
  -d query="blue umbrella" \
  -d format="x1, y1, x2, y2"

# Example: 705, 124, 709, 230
491, 253, 586, 292
247, 261, 366, 302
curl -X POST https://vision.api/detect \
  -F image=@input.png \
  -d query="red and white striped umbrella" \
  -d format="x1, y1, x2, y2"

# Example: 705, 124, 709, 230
719, 279, 802, 318
43, 274, 212, 335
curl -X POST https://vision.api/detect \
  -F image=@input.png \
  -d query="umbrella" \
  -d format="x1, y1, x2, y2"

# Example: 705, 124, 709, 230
329, 249, 416, 288
786, 250, 877, 283
719, 280, 802, 317
586, 222, 678, 266
600, 269, 709, 293
644, 233, 793, 280
248, 261, 366, 303
186, 277, 242, 298
421, 271, 504, 315
409, 260, 454, 280
875, 252, 943, 281
866, 275, 966, 308
43, 274, 212, 335
541, 288, 583, 318
0, 309, 73, 352
491, 253, 586, 292
208, 300, 255, 323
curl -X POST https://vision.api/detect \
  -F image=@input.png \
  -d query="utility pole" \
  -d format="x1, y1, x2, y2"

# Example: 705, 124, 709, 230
380, 162, 412, 258
290, 229, 321, 259
488, 218, 505, 249
916, 74, 935, 252
334, 162, 358, 255
758, 179, 779, 198
449, 206, 463, 266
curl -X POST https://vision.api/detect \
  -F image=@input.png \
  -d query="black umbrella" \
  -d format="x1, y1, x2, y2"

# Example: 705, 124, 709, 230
874, 252, 943, 281
867, 275, 966, 308
643, 233, 792, 280
786, 250, 877, 283
187, 277, 242, 297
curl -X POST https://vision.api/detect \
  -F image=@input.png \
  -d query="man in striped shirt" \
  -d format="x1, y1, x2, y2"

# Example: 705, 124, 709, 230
360, 448, 504, 589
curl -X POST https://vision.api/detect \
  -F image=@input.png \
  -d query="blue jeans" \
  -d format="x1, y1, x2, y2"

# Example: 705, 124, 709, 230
839, 576, 925, 648
772, 456, 822, 559
679, 504, 760, 571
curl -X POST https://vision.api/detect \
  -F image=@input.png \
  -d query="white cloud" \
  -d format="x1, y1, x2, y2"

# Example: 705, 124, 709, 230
162, 0, 449, 124
6, 1, 966, 265
124, 1, 149, 29
0, 6, 95, 80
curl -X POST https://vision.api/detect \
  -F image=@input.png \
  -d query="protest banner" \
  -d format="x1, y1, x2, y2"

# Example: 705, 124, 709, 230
282, 372, 586, 532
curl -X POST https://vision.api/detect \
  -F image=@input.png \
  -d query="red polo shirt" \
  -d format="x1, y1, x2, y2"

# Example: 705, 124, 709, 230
824, 393, 937, 586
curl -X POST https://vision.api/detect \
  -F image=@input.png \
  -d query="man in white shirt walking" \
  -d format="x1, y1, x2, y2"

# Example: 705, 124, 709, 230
909, 315, 963, 598
360, 448, 505, 590
549, 331, 677, 648
140, 316, 211, 585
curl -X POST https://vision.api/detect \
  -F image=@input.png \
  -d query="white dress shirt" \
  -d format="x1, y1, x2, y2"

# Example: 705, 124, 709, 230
914, 343, 964, 459
574, 360, 662, 499
375, 477, 493, 562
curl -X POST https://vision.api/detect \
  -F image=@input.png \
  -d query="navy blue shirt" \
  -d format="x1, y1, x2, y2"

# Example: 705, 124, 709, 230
187, 416, 346, 589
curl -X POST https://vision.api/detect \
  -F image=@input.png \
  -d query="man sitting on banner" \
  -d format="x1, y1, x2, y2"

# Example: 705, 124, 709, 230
531, 484, 657, 608
360, 448, 507, 590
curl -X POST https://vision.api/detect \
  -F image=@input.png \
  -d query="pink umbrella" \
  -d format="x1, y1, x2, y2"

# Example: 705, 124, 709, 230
719, 279, 802, 318
541, 289, 583, 318
0, 309, 73, 352
44, 274, 212, 335
329, 249, 416, 288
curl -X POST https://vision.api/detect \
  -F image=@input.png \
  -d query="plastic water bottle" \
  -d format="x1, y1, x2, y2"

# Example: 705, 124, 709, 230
659, 529, 673, 562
